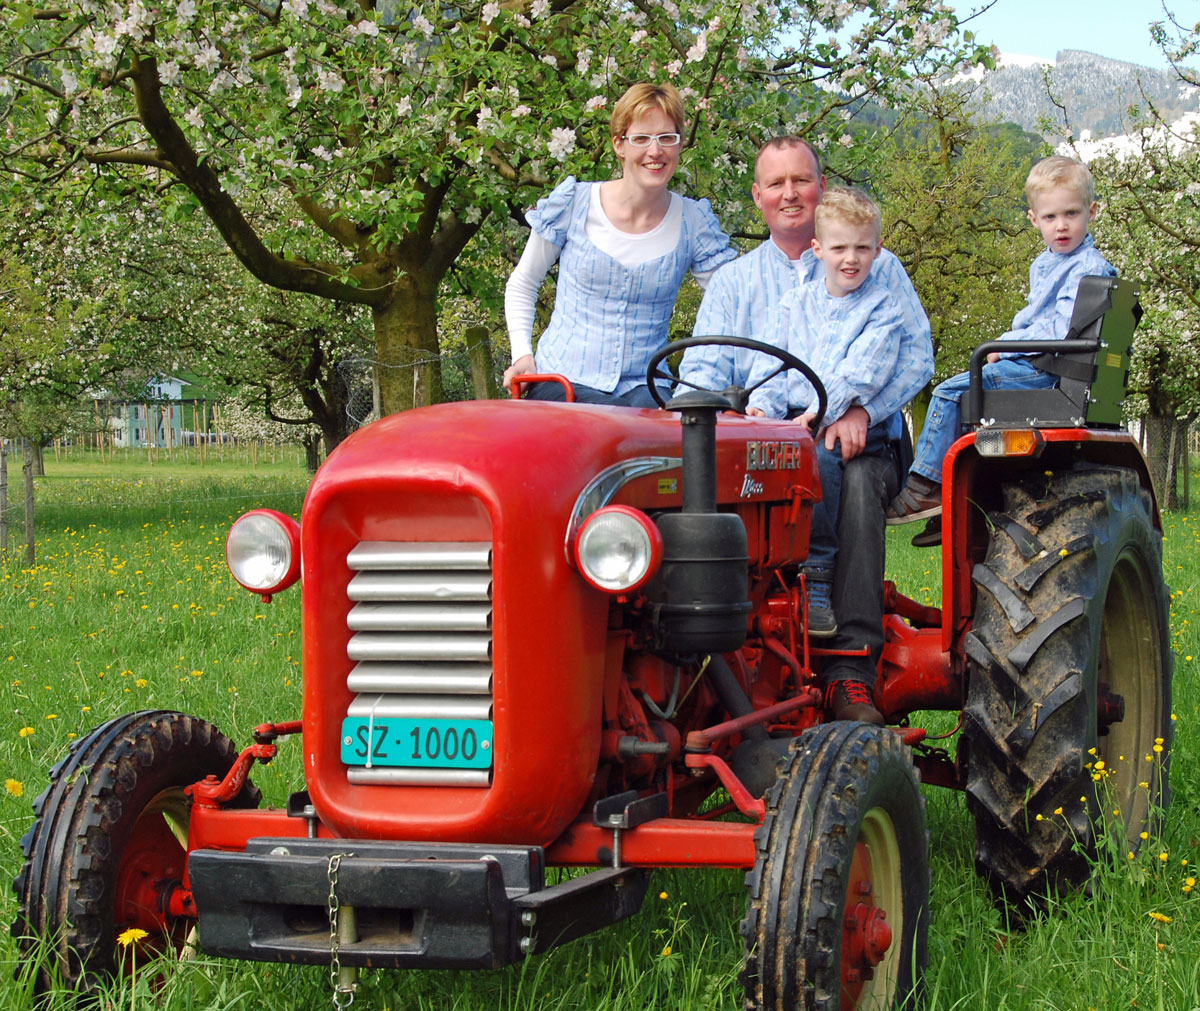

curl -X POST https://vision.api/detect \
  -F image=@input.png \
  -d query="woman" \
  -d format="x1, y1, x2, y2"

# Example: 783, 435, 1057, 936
503, 82, 736, 406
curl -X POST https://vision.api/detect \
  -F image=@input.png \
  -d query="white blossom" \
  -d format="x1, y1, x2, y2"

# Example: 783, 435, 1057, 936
351, 18, 380, 37
541, 55, 558, 67
159, 60, 181, 86
184, 106, 205, 129
531, 0, 550, 17
463, 205, 483, 224
318, 69, 345, 93
477, 104, 497, 133
838, 133, 854, 147
195, 44, 222, 74
312, 145, 334, 162
584, 95, 607, 112
397, 95, 413, 117
576, 48, 592, 74
413, 14, 435, 37
283, 0, 310, 16
60, 68, 78, 93
630, 29, 648, 44
548, 126, 577, 161
286, 72, 303, 106
482, 2, 500, 24
686, 33, 707, 63
666, 59, 683, 77
177, 0, 198, 23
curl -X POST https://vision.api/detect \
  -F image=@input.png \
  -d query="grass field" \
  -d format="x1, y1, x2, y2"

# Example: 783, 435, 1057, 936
0, 454, 1196, 1010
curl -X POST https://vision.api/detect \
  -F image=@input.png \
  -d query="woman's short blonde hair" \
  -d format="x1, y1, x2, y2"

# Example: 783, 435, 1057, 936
610, 82, 686, 141
1025, 155, 1095, 205
814, 187, 881, 242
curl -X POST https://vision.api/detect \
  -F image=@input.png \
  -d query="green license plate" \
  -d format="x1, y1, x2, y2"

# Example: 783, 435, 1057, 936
340, 717, 494, 769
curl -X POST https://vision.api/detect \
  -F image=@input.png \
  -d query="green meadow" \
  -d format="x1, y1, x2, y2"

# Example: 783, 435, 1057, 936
0, 450, 1196, 1009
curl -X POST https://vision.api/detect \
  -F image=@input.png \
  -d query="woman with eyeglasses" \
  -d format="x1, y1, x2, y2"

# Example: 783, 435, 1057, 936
503, 81, 736, 405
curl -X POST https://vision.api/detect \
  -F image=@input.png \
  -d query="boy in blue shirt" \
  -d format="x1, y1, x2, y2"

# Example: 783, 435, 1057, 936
747, 188, 917, 667
886, 155, 1116, 526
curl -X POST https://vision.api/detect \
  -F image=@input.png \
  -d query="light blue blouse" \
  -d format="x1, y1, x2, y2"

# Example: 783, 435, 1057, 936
528, 177, 735, 394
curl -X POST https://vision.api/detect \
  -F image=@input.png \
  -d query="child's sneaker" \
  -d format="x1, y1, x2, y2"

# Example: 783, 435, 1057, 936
886, 475, 942, 524
803, 570, 837, 637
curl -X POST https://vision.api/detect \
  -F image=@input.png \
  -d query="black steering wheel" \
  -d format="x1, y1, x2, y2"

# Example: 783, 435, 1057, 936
646, 335, 829, 431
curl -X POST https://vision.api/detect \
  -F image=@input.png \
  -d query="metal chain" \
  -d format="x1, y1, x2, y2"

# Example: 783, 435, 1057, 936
327, 853, 357, 1010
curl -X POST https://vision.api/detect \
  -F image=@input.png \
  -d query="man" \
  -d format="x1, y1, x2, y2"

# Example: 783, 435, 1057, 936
678, 137, 933, 724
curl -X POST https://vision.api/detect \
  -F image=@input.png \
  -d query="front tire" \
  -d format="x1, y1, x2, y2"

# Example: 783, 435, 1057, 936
964, 466, 1173, 901
742, 722, 929, 1010
12, 710, 260, 991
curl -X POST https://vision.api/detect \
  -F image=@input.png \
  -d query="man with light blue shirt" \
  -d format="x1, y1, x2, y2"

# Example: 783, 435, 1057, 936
678, 138, 933, 724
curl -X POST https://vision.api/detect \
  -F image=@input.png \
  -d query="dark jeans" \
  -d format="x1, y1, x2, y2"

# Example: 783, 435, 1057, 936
824, 449, 901, 689
808, 422, 894, 570
524, 381, 661, 407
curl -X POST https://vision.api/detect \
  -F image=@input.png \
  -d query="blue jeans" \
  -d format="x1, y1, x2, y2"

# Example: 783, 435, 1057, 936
808, 421, 896, 571
910, 358, 1057, 484
524, 381, 661, 407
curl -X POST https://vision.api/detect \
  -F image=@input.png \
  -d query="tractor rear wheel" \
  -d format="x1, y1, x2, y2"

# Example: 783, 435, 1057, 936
741, 722, 928, 1011
12, 710, 260, 991
964, 466, 1173, 902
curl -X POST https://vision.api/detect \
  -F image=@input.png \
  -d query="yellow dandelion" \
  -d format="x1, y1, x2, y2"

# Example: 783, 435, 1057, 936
1128, 851, 1136, 860
116, 927, 149, 947
45, 714, 57, 720
18, 727, 34, 738
1148, 911, 1172, 924
1094, 760, 1105, 771
659, 891, 668, 900
5, 779, 23, 797
1036, 814, 1043, 822
1160, 852, 1170, 863
135, 678, 148, 688
661, 945, 672, 957
1140, 831, 1149, 840
1054, 807, 1063, 816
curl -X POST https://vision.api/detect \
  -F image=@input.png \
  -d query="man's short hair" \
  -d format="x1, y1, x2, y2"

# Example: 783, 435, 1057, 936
610, 82, 686, 140
1025, 155, 1095, 205
754, 136, 823, 180
814, 187, 881, 242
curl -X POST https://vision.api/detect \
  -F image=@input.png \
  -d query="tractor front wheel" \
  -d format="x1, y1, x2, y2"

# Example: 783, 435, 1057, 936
741, 722, 928, 1011
12, 710, 260, 991
964, 466, 1173, 902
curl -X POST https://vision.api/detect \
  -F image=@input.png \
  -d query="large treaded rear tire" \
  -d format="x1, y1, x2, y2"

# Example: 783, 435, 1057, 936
12, 710, 260, 991
742, 722, 928, 1011
963, 466, 1173, 902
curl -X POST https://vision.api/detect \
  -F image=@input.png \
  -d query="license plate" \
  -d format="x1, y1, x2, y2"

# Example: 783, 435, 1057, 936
340, 717, 493, 769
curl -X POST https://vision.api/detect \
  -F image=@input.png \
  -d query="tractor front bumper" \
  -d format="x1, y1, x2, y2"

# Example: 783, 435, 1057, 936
188, 837, 648, 969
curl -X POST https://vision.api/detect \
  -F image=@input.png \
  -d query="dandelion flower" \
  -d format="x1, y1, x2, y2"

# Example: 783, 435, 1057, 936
661, 945, 672, 957
1148, 911, 1172, 924
1160, 852, 1170, 862
5, 779, 23, 797
659, 891, 668, 900
18, 727, 34, 738
116, 927, 149, 947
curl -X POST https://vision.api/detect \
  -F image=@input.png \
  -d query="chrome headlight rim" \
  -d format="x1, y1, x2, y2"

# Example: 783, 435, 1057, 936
225, 508, 301, 597
572, 505, 662, 594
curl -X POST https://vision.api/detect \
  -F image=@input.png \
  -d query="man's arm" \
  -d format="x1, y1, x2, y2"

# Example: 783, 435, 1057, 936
679, 265, 741, 391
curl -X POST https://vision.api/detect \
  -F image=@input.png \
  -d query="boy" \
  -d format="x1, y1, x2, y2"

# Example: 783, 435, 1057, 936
746, 188, 915, 660
886, 155, 1116, 527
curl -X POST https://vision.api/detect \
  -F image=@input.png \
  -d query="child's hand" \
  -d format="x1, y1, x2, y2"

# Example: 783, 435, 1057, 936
794, 411, 818, 430
986, 351, 1000, 364
746, 406, 766, 417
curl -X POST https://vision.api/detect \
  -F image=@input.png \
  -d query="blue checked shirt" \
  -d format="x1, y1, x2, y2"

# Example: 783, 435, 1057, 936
527, 177, 736, 394
996, 234, 1116, 355
745, 276, 909, 422
680, 239, 932, 427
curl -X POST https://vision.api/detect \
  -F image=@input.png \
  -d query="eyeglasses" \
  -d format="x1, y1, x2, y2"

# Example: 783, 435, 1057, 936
621, 132, 682, 148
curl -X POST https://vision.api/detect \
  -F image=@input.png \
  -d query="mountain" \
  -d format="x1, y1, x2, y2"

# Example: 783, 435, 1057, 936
963, 49, 1198, 140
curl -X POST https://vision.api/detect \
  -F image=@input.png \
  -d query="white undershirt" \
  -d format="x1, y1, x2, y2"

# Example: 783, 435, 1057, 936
505, 187, 716, 362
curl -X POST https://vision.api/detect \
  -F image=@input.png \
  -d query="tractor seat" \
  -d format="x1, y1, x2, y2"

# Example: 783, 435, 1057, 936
960, 275, 1142, 431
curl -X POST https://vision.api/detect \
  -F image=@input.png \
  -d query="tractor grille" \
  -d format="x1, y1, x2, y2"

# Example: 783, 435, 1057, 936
343, 541, 493, 787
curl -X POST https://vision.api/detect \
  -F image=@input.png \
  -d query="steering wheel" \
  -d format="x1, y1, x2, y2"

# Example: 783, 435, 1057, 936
646, 335, 829, 431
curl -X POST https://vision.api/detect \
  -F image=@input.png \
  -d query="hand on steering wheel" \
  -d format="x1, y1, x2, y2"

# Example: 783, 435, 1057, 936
645, 335, 828, 431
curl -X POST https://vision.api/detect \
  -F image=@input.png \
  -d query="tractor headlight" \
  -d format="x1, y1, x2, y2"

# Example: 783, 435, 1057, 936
572, 505, 662, 594
226, 509, 301, 599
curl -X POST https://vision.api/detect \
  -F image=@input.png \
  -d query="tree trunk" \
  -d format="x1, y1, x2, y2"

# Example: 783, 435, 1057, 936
1, 442, 7, 558
33, 442, 45, 477
23, 443, 34, 566
465, 326, 501, 401
1143, 413, 1186, 510
372, 276, 443, 416
303, 432, 322, 473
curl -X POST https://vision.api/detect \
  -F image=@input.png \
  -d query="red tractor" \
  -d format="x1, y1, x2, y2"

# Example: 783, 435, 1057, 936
15, 276, 1172, 1010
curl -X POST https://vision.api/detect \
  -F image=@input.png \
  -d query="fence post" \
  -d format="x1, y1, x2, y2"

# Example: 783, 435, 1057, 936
465, 326, 501, 401
23, 442, 34, 566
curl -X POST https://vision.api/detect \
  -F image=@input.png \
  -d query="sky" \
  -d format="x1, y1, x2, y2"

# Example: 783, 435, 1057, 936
955, 0, 1182, 69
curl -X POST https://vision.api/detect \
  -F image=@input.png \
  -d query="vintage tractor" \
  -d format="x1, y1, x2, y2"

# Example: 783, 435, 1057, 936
14, 276, 1171, 1009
